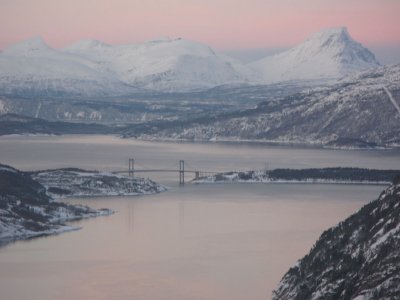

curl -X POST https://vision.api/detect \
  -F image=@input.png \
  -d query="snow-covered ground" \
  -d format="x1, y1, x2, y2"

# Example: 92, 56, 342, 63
0, 200, 113, 244
31, 168, 168, 198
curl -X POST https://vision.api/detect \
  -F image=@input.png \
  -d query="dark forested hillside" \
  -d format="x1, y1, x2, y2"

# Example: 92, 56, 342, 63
273, 179, 400, 300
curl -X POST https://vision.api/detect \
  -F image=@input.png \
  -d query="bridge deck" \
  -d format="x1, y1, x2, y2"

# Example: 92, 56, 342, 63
113, 170, 217, 174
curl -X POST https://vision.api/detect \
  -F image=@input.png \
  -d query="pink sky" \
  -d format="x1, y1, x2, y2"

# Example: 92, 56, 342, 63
1, 0, 399, 50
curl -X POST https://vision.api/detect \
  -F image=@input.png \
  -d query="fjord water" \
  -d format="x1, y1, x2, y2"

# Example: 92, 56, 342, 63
0, 136, 399, 300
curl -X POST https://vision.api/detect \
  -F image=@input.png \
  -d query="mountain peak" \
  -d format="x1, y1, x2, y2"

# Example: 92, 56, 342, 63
64, 39, 110, 51
138, 37, 217, 58
252, 27, 380, 83
306, 27, 356, 50
145, 36, 174, 43
311, 27, 350, 39
3, 36, 51, 55
297, 27, 380, 68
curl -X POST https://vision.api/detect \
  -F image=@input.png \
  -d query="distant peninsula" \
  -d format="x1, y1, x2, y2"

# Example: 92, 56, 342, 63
193, 168, 400, 185
0, 163, 166, 245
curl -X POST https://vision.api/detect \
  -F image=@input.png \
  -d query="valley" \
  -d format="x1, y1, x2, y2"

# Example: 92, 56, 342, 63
1, 22, 400, 300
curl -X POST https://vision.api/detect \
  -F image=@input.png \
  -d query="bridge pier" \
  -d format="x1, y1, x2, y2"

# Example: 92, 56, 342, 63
128, 158, 134, 177
179, 160, 185, 185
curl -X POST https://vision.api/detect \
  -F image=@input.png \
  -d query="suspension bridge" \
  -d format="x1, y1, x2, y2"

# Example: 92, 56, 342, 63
113, 159, 222, 185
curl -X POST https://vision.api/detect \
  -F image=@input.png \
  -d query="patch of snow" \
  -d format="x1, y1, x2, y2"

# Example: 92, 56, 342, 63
76, 111, 85, 118
0, 99, 6, 113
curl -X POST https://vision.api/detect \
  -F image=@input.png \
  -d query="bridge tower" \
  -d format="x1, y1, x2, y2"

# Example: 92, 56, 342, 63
179, 160, 185, 185
128, 158, 135, 177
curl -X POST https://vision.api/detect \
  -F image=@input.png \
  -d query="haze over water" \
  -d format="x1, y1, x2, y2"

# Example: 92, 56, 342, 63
0, 135, 399, 299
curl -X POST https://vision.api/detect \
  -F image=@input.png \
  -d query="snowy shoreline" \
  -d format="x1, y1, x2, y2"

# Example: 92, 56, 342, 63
30, 168, 168, 199
129, 136, 398, 150
1, 133, 398, 151
193, 178, 391, 186
192, 168, 399, 186
0, 164, 167, 246
0, 208, 114, 246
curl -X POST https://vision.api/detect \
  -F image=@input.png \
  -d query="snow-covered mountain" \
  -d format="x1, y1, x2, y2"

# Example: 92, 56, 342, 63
63, 37, 249, 91
0, 37, 135, 97
251, 27, 380, 83
0, 29, 383, 96
0, 37, 250, 96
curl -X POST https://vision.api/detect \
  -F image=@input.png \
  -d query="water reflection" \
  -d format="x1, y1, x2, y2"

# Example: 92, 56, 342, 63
0, 136, 398, 300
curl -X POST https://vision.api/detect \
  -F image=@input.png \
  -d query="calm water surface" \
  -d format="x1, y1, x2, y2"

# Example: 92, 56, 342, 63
0, 135, 399, 300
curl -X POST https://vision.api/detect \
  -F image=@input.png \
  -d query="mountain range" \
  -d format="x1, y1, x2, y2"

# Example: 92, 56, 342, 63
0, 27, 380, 96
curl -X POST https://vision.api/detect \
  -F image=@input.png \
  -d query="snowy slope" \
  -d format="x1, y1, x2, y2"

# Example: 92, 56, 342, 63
64, 37, 250, 91
126, 64, 400, 147
0, 37, 135, 97
251, 27, 380, 83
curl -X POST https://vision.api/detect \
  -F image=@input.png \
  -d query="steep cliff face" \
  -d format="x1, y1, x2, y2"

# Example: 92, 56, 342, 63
273, 179, 400, 300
